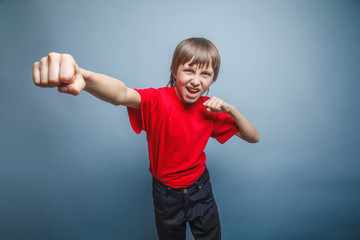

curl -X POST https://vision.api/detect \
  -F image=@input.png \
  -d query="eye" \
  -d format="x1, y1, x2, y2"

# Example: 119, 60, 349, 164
202, 71, 211, 76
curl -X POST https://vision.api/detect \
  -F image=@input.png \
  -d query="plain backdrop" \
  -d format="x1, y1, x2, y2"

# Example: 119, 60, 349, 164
1, 0, 359, 239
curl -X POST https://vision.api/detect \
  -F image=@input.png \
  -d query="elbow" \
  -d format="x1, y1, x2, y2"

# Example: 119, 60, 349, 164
238, 132, 260, 143
110, 98, 123, 106
112, 100, 123, 106
249, 138, 260, 143
247, 135, 260, 143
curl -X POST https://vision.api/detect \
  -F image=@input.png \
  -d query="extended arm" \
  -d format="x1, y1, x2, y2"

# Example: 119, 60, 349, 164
203, 97, 260, 143
81, 68, 140, 108
32, 52, 140, 108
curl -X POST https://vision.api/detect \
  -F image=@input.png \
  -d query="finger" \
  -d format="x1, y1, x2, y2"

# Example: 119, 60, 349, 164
203, 99, 210, 107
204, 99, 216, 112
39, 57, 49, 87
48, 52, 61, 86
203, 100, 213, 112
32, 62, 40, 86
208, 97, 219, 109
205, 97, 216, 107
68, 75, 85, 95
214, 99, 223, 111
59, 54, 76, 84
207, 97, 224, 113
58, 84, 68, 94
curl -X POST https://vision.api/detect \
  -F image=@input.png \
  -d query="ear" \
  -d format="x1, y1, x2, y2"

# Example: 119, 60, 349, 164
171, 70, 177, 79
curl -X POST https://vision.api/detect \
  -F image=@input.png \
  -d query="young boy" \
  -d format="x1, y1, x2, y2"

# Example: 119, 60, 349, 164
32, 37, 259, 240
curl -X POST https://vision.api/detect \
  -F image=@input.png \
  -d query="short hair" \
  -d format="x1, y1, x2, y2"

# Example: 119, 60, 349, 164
168, 37, 221, 87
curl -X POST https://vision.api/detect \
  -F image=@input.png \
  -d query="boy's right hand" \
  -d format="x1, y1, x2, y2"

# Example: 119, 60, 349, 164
32, 52, 85, 95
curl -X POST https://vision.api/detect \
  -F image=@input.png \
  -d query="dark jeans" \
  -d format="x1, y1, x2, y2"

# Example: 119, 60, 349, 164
152, 168, 221, 240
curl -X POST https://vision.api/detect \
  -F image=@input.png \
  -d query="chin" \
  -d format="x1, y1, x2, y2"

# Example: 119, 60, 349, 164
182, 92, 199, 104
184, 99, 197, 105
186, 95, 203, 105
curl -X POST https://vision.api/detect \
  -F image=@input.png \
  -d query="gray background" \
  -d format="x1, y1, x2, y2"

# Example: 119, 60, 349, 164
1, 0, 359, 239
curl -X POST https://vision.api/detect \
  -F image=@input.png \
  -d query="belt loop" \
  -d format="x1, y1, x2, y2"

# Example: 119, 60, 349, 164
165, 186, 171, 197
195, 182, 201, 191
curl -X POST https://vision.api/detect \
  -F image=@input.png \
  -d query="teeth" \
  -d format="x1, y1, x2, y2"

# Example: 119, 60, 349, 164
187, 87, 199, 94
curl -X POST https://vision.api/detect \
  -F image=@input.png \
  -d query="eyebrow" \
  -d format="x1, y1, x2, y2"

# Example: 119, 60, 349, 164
200, 68, 213, 73
184, 64, 213, 71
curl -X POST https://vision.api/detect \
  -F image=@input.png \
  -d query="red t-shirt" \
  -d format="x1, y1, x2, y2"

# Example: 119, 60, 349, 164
127, 87, 239, 188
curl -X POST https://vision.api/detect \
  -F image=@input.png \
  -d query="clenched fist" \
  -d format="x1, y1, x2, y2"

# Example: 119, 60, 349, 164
203, 96, 235, 114
32, 52, 85, 95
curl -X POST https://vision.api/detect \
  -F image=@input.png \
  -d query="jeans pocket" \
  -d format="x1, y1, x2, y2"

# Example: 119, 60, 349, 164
198, 180, 214, 203
152, 184, 167, 207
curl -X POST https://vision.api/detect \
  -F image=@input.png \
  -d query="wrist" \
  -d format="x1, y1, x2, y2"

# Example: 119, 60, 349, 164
80, 68, 91, 80
226, 105, 237, 116
80, 68, 93, 90
227, 104, 235, 113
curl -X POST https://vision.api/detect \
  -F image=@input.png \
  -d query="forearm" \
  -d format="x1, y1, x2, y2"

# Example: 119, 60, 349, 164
227, 106, 260, 143
81, 68, 128, 106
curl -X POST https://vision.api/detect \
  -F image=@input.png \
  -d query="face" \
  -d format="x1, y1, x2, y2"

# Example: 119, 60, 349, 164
172, 61, 214, 105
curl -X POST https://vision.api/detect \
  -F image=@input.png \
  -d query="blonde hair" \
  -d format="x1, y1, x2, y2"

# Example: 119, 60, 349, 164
168, 38, 221, 87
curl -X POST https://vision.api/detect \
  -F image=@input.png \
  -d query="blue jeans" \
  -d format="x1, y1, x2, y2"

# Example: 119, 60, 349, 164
152, 168, 221, 240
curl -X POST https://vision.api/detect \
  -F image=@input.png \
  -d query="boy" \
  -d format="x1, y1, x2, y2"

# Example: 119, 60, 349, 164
32, 37, 259, 240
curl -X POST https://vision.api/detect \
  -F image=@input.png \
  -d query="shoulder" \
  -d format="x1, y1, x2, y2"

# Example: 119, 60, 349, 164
136, 87, 171, 105
136, 87, 170, 95
135, 87, 168, 97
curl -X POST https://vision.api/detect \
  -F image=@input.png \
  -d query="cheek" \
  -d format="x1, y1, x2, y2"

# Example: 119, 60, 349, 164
176, 84, 185, 94
177, 76, 188, 86
202, 79, 213, 89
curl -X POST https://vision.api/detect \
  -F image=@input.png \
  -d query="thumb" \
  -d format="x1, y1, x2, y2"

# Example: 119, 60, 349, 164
58, 70, 85, 95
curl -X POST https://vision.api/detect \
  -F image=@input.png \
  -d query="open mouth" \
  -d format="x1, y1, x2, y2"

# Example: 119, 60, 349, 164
186, 86, 200, 95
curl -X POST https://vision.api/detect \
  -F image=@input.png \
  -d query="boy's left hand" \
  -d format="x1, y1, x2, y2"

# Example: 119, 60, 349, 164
203, 96, 234, 114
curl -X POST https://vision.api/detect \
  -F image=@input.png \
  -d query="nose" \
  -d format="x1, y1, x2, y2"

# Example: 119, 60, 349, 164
191, 75, 200, 86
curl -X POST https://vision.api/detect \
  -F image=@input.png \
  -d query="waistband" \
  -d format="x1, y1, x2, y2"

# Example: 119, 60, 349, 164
153, 167, 209, 193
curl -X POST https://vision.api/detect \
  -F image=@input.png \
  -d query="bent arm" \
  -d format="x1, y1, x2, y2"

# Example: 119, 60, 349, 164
203, 96, 260, 143
227, 106, 260, 143
81, 68, 141, 108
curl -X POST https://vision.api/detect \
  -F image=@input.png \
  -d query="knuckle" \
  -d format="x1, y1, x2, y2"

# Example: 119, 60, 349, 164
33, 61, 39, 69
61, 53, 74, 62
48, 52, 57, 58
48, 52, 59, 61
40, 57, 47, 64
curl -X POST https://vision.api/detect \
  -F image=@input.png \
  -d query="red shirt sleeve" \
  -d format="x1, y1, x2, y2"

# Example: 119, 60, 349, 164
127, 88, 160, 134
210, 113, 239, 144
